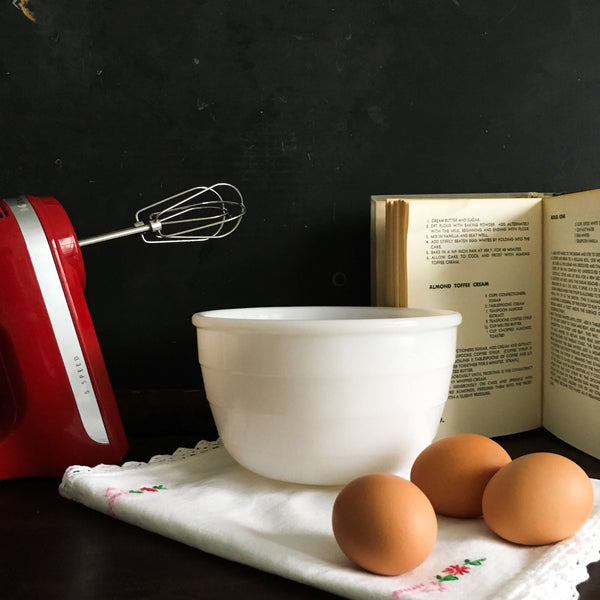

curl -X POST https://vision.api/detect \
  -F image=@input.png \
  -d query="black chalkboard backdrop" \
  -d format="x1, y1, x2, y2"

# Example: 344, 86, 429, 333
2, 1, 600, 389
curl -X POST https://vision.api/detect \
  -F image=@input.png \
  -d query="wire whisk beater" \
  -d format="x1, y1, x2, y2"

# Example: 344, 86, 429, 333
79, 183, 246, 247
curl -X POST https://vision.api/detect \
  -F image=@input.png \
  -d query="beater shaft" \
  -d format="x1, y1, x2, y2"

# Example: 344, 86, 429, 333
78, 222, 156, 247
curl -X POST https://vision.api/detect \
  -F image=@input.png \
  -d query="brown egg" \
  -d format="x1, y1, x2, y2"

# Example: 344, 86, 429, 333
482, 452, 594, 545
332, 473, 437, 575
410, 433, 511, 517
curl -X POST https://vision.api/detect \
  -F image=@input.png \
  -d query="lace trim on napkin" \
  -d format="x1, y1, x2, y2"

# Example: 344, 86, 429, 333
149, 438, 223, 463
62, 438, 224, 479
495, 510, 600, 600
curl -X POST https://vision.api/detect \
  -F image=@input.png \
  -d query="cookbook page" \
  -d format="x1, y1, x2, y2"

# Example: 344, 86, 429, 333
542, 189, 600, 458
404, 197, 543, 438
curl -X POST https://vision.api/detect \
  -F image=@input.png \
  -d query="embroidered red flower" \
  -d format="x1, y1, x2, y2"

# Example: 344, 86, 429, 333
443, 564, 471, 576
393, 559, 485, 597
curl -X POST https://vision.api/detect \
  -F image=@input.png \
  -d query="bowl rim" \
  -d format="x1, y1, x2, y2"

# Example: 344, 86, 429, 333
192, 306, 462, 333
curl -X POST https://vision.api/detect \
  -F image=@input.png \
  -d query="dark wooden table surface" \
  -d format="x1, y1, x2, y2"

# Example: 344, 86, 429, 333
1, 390, 599, 599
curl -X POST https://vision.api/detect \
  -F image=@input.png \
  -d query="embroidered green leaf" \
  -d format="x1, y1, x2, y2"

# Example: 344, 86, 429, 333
153, 485, 166, 490
129, 490, 143, 494
436, 574, 459, 581
464, 558, 486, 566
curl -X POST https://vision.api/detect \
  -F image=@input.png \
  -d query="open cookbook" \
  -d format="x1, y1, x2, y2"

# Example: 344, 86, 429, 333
371, 189, 600, 458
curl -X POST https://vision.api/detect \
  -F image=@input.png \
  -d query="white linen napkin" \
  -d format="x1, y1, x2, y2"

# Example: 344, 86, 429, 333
59, 440, 600, 600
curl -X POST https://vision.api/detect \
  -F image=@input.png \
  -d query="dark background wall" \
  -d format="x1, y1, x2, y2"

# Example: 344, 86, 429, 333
2, 1, 599, 390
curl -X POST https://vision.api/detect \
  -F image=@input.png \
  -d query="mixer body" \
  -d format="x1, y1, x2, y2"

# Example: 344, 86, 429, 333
0, 196, 128, 479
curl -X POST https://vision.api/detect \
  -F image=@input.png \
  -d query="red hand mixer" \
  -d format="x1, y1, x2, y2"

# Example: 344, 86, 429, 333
0, 184, 245, 479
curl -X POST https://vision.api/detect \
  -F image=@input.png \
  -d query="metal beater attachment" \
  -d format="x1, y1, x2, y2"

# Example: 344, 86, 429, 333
78, 183, 246, 247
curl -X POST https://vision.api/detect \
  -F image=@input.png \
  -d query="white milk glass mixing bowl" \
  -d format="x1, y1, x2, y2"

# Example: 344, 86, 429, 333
192, 306, 461, 485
